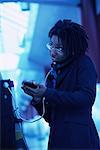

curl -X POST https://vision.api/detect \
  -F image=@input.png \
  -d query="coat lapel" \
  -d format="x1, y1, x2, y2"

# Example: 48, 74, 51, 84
56, 64, 74, 88
49, 55, 76, 88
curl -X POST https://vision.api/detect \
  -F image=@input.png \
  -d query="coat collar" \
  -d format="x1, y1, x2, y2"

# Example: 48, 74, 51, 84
51, 55, 76, 88
51, 55, 75, 70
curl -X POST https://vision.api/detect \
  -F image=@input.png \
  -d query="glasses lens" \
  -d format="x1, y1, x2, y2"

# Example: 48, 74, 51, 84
46, 43, 63, 52
56, 47, 63, 52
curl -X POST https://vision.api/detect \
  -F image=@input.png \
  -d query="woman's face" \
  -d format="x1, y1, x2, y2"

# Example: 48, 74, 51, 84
48, 35, 67, 63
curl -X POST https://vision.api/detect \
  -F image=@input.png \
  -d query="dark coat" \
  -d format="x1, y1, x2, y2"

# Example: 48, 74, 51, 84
34, 54, 100, 150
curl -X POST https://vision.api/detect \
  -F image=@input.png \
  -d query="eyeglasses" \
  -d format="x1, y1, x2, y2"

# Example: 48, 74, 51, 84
46, 42, 63, 53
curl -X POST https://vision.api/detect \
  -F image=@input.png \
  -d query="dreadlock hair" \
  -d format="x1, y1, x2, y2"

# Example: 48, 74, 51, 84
48, 19, 88, 56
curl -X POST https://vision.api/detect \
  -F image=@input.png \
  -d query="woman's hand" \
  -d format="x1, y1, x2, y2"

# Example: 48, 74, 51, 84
22, 83, 47, 98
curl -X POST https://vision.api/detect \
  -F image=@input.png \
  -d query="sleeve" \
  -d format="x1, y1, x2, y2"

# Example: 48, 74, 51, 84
44, 56, 97, 109
31, 98, 52, 123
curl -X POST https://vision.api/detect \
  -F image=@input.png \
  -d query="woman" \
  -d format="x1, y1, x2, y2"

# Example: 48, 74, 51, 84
22, 19, 100, 149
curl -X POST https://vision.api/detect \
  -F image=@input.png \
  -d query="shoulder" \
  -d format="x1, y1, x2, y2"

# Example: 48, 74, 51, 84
78, 54, 96, 70
76, 54, 97, 79
79, 54, 93, 64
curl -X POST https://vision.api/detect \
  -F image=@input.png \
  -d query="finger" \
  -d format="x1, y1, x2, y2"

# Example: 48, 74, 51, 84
22, 86, 34, 96
25, 85, 38, 93
23, 86, 38, 95
38, 84, 44, 88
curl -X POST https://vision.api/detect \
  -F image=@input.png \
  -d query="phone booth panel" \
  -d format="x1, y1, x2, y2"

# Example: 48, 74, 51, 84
0, 79, 16, 149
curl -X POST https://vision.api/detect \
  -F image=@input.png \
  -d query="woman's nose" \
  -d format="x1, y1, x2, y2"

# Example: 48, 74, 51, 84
50, 49, 57, 58
50, 47, 57, 53
50, 48, 56, 54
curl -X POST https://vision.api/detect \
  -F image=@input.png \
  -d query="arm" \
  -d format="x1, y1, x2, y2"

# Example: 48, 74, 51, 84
44, 56, 97, 108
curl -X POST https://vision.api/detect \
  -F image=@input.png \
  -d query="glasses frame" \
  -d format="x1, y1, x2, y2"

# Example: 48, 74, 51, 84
46, 43, 63, 53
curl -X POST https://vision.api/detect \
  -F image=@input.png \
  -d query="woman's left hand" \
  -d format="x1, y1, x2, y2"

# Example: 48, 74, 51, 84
22, 83, 47, 98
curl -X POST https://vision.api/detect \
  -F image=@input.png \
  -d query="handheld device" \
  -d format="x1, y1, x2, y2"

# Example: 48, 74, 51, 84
22, 81, 37, 89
